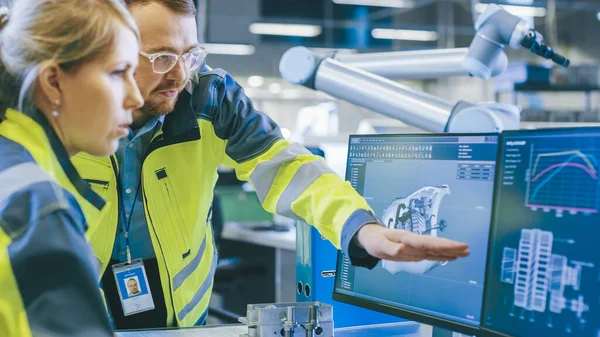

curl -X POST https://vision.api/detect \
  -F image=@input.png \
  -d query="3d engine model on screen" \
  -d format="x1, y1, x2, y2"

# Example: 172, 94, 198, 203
500, 229, 592, 330
381, 185, 451, 275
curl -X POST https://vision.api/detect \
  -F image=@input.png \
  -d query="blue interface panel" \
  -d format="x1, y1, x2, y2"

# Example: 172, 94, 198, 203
482, 127, 600, 337
334, 134, 499, 332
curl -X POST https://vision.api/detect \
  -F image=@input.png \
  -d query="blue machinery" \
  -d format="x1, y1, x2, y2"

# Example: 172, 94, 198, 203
296, 221, 401, 328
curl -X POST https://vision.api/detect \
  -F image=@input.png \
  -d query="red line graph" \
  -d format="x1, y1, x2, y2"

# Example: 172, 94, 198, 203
532, 162, 598, 182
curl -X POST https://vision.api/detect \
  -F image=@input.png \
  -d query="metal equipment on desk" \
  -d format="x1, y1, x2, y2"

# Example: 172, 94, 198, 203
236, 302, 430, 337
238, 302, 333, 337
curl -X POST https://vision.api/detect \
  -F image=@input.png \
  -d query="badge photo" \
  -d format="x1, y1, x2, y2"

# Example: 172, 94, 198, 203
113, 259, 155, 316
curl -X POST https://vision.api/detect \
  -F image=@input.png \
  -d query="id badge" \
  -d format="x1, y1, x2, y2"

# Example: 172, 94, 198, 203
112, 258, 155, 316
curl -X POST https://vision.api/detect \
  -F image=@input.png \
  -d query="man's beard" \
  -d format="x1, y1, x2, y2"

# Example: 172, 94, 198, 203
140, 82, 185, 116
139, 98, 176, 116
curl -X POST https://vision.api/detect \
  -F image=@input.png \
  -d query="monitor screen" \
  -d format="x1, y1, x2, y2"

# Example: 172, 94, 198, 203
333, 133, 499, 334
482, 127, 600, 337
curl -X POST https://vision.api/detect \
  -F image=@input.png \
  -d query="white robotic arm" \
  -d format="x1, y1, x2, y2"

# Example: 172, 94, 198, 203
332, 47, 508, 80
279, 4, 570, 133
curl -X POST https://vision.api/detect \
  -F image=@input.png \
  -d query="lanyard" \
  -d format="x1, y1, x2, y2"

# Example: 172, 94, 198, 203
118, 119, 160, 264
119, 181, 141, 265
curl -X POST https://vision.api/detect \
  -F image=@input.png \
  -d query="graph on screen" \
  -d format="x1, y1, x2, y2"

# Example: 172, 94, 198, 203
525, 146, 600, 216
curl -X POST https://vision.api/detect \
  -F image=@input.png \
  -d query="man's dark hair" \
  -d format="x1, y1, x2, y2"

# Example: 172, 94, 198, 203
123, 0, 196, 16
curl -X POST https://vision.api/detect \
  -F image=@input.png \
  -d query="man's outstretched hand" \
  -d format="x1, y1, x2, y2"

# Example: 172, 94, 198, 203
355, 223, 470, 262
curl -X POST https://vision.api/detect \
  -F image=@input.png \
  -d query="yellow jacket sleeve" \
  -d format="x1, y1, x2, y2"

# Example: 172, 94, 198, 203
201, 68, 380, 268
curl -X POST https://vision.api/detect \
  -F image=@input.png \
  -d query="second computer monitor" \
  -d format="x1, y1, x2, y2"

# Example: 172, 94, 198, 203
333, 133, 499, 335
482, 127, 600, 337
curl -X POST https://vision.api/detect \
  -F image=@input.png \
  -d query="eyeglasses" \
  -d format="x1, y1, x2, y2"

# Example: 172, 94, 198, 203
139, 46, 208, 74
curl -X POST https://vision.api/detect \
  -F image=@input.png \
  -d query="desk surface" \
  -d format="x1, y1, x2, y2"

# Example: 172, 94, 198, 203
116, 325, 246, 337
115, 322, 431, 337
221, 222, 296, 251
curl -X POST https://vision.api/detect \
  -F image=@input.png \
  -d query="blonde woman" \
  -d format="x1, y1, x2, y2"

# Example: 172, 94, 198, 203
0, 0, 143, 336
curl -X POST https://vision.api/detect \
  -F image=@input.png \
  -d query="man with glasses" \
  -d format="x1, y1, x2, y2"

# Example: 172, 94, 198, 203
73, 0, 470, 329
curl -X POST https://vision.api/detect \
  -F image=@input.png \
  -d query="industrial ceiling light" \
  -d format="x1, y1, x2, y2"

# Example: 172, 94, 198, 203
202, 43, 256, 56
331, 0, 415, 8
371, 28, 438, 41
310, 47, 358, 54
475, 3, 546, 17
249, 23, 322, 37
506, 0, 534, 4
248, 76, 264, 88
269, 83, 283, 94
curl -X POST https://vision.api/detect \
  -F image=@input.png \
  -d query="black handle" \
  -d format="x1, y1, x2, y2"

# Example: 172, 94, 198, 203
551, 52, 571, 67
520, 29, 570, 68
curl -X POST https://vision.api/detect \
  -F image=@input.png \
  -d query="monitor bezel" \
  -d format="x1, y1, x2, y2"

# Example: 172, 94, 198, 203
480, 126, 600, 337
333, 131, 501, 337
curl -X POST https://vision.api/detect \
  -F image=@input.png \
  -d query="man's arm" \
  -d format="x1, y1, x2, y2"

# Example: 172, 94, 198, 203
198, 69, 469, 268
5, 209, 113, 336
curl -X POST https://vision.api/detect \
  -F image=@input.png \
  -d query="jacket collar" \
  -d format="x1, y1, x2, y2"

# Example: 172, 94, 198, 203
161, 89, 200, 138
0, 108, 105, 213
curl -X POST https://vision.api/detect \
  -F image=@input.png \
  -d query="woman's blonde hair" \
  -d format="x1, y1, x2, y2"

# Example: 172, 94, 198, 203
0, 0, 140, 115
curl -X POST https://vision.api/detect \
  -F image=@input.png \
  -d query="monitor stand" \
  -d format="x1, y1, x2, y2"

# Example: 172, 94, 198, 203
432, 326, 476, 337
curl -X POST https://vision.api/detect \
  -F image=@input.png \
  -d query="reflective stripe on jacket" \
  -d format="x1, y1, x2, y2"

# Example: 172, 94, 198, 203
0, 109, 112, 337
73, 68, 379, 327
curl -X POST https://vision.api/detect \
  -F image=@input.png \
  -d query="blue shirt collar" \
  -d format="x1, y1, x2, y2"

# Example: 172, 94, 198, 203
131, 114, 165, 140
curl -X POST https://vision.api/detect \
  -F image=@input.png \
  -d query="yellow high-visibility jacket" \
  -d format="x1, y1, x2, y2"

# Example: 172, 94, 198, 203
0, 109, 112, 337
73, 68, 379, 327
